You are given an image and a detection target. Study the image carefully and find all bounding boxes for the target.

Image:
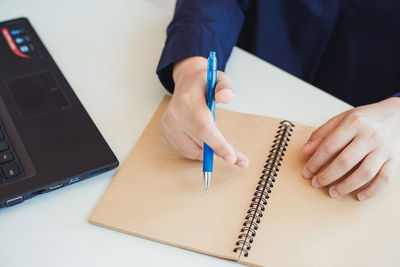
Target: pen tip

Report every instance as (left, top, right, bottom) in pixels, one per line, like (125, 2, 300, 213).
(204, 172, 211, 191)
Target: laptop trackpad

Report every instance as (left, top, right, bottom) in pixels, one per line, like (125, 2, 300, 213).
(6, 72, 70, 119)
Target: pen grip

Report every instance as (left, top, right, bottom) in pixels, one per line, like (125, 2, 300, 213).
(203, 90, 215, 172)
(203, 52, 217, 173)
(206, 72, 217, 114)
(203, 143, 214, 172)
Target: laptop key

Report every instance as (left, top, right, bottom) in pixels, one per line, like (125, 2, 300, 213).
(0, 151, 13, 164)
(0, 142, 8, 151)
(0, 122, 23, 180)
(2, 163, 20, 179)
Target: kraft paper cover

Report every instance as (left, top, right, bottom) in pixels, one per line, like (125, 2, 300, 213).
(90, 95, 400, 267)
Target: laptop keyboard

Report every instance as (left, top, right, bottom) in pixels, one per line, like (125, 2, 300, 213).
(0, 122, 21, 181)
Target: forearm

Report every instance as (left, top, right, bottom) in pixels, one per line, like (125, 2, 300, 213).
(156, 0, 249, 93)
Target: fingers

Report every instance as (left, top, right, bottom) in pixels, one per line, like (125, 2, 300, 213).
(163, 110, 249, 167)
(164, 63, 247, 168)
(312, 136, 372, 187)
(303, 121, 356, 179)
(184, 129, 205, 148)
(327, 150, 385, 198)
(303, 100, 400, 200)
(161, 123, 203, 161)
(215, 71, 234, 104)
(161, 88, 248, 167)
(357, 159, 396, 201)
(302, 111, 347, 155)
(191, 110, 248, 166)
(236, 150, 249, 168)
(189, 107, 249, 167)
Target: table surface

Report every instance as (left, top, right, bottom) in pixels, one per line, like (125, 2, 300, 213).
(0, 0, 351, 266)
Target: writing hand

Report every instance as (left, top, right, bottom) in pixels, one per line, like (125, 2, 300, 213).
(160, 56, 249, 167)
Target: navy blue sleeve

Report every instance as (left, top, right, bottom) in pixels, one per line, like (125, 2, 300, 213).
(156, 0, 249, 93)
(393, 92, 400, 97)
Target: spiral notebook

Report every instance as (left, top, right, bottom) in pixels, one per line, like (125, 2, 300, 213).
(90, 95, 400, 267)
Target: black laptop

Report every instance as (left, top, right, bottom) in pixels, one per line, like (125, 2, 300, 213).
(0, 18, 119, 208)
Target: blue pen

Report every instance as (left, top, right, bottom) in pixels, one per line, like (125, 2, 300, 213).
(203, 51, 217, 191)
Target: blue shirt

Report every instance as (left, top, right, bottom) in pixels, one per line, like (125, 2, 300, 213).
(156, 0, 400, 106)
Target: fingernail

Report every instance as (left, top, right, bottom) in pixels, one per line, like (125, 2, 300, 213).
(358, 193, 366, 201)
(311, 176, 320, 188)
(329, 187, 339, 198)
(224, 154, 235, 165)
(303, 168, 313, 179)
(237, 160, 249, 168)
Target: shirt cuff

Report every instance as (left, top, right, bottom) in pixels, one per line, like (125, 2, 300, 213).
(156, 26, 230, 93)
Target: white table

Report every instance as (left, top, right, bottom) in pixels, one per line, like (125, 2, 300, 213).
(0, 0, 351, 266)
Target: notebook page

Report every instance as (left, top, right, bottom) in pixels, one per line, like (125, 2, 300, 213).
(239, 121, 400, 267)
(90, 95, 290, 260)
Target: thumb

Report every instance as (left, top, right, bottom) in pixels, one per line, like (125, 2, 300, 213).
(215, 71, 234, 104)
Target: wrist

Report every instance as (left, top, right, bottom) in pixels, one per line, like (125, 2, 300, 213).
(172, 56, 207, 86)
(388, 96, 400, 106)
(385, 97, 400, 115)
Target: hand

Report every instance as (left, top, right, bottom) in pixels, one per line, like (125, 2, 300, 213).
(302, 97, 400, 200)
(160, 56, 249, 167)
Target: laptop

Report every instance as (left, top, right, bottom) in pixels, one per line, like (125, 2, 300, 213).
(0, 17, 119, 208)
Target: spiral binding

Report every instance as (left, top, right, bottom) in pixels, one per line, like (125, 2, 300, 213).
(233, 120, 295, 257)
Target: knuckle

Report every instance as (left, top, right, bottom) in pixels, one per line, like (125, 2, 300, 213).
(378, 170, 391, 185)
(304, 163, 313, 174)
(334, 185, 345, 195)
(337, 156, 352, 169)
(369, 128, 385, 144)
(362, 167, 376, 179)
(335, 182, 353, 195)
(346, 111, 366, 126)
(322, 140, 337, 154)
(219, 145, 232, 157)
(212, 139, 232, 157)
(212, 142, 226, 156)
(315, 174, 326, 185)
(305, 160, 318, 173)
